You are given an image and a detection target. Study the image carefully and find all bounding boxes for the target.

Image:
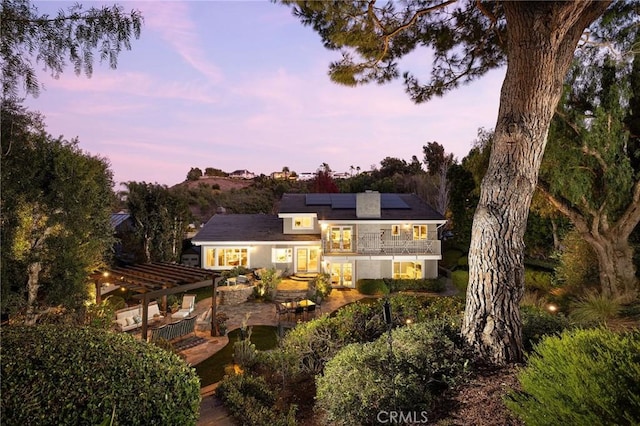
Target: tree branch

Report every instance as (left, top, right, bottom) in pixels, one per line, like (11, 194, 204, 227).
(537, 181, 591, 234)
(614, 179, 640, 239)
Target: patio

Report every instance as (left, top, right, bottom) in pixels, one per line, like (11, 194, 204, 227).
(180, 288, 368, 367)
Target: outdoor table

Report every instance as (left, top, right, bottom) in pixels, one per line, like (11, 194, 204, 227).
(280, 299, 315, 310)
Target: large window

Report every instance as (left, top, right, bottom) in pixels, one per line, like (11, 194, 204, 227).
(205, 248, 248, 268)
(272, 248, 292, 263)
(393, 261, 423, 279)
(293, 216, 313, 229)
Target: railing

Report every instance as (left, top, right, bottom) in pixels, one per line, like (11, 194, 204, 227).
(323, 232, 440, 255)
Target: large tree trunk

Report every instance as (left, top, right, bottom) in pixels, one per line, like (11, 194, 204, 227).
(584, 232, 638, 298)
(462, 2, 610, 365)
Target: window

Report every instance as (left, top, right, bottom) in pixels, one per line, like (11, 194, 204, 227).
(293, 216, 313, 229)
(413, 225, 428, 240)
(205, 248, 248, 268)
(272, 248, 292, 263)
(393, 261, 423, 279)
(218, 248, 248, 267)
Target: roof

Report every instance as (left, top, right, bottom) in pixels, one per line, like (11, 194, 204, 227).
(110, 212, 131, 228)
(192, 214, 318, 243)
(279, 193, 445, 221)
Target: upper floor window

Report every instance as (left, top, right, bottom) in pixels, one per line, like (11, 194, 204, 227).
(413, 225, 428, 240)
(293, 216, 313, 229)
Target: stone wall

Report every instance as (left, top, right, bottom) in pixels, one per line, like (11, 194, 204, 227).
(218, 285, 254, 305)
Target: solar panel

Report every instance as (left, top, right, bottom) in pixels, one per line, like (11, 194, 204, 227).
(331, 194, 356, 209)
(381, 194, 410, 209)
(305, 194, 331, 205)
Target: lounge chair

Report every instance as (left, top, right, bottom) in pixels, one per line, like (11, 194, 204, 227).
(173, 294, 196, 319)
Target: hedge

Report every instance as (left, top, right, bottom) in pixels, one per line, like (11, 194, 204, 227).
(1, 325, 201, 426)
(506, 328, 640, 425)
(356, 278, 389, 295)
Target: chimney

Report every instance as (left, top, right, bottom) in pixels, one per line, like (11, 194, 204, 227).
(356, 191, 381, 218)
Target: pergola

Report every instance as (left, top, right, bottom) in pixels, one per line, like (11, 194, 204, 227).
(91, 262, 222, 340)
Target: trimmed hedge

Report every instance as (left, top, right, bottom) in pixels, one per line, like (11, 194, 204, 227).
(356, 278, 389, 295)
(1, 325, 200, 426)
(506, 328, 640, 425)
(386, 277, 446, 293)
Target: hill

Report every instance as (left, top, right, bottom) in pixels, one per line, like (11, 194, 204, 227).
(172, 176, 254, 192)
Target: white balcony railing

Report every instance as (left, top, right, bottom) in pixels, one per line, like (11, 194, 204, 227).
(323, 232, 440, 255)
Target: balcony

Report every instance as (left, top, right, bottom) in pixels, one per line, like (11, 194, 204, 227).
(323, 232, 440, 256)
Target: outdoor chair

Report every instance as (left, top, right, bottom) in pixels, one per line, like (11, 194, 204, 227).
(293, 298, 305, 322)
(173, 294, 196, 319)
(304, 303, 316, 320)
(275, 302, 288, 322)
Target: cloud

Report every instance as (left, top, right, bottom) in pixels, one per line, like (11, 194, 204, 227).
(140, 2, 224, 84)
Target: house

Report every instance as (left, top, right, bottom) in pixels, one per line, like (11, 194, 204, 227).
(191, 191, 446, 287)
(110, 212, 137, 263)
(229, 169, 255, 179)
(181, 245, 201, 267)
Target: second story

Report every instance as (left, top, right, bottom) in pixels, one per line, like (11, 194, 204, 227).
(278, 192, 446, 256)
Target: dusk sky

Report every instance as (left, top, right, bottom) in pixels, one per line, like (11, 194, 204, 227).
(26, 1, 505, 188)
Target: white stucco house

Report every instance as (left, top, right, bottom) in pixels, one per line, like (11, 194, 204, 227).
(191, 191, 446, 287)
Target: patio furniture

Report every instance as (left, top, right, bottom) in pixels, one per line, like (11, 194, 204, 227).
(304, 303, 317, 320)
(275, 302, 289, 322)
(280, 299, 316, 322)
(114, 301, 164, 332)
(173, 294, 196, 319)
(149, 314, 197, 343)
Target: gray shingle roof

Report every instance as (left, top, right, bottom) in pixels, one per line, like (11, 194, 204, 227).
(192, 214, 317, 243)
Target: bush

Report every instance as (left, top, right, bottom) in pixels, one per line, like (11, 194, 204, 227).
(441, 249, 464, 269)
(524, 269, 554, 292)
(506, 328, 640, 425)
(451, 270, 469, 293)
(521, 305, 570, 352)
(216, 374, 296, 426)
(316, 320, 471, 425)
(356, 278, 389, 295)
(569, 290, 623, 326)
(386, 277, 446, 293)
(1, 325, 200, 426)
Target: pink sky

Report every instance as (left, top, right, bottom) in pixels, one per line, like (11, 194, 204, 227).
(26, 1, 505, 187)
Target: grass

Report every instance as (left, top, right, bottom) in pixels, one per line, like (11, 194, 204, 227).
(194, 325, 279, 387)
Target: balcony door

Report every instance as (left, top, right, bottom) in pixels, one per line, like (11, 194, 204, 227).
(329, 226, 353, 252)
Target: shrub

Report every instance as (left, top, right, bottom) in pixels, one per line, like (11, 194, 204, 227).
(524, 269, 554, 292)
(569, 290, 623, 326)
(441, 249, 464, 269)
(520, 305, 570, 352)
(216, 374, 297, 426)
(1, 325, 200, 426)
(506, 328, 640, 425)
(316, 320, 471, 425)
(451, 270, 469, 293)
(386, 277, 446, 293)
(356, 278, 389, 295)
(310, 273, 333, 300)
(421, 296, 465, 320)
